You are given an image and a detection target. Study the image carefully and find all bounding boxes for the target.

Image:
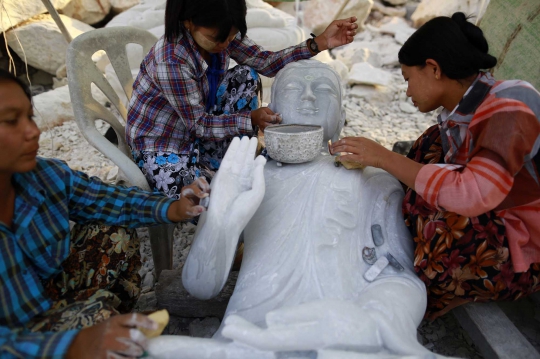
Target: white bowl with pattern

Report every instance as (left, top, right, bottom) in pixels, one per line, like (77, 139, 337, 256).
(264, 124, 324, 164)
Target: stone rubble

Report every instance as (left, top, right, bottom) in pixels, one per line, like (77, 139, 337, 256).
(6, 14, 94, 75)
(60, 0, 112, 25)
(0, 0, 71, 33)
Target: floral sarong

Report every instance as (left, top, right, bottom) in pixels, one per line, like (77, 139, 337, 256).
(403, 125, 540, 318)
(26, 223, 141, 332)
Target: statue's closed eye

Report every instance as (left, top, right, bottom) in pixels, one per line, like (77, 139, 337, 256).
(283, 83, 302, 91)
(314, 84, 336, 95)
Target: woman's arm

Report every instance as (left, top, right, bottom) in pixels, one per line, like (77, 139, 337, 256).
(331, 137, 513, 217)
(229, 17, 358, 77)
(0, 325, 79, 359)
(414, 149, 513, 217)
(228, 34, 312, 78)
(330, 137, 423, 190)
(60, 158, 208, 226)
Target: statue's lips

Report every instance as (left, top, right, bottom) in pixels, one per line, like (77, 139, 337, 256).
(296, 108, 319, 114)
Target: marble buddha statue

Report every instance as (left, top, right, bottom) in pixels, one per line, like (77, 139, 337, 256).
(148, 60, 442, 359)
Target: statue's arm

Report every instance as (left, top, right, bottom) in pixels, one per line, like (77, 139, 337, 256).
(181, 210, 242, 300)
(182, 137, 266, 300)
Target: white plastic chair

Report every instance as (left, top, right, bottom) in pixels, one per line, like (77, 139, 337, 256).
(66, 26, 174, 279)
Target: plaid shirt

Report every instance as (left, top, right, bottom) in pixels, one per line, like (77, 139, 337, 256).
(0, 157, 175, 358)
(126, 30, 312, 154)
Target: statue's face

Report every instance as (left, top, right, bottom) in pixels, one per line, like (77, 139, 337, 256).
(272, 67, 342, 142)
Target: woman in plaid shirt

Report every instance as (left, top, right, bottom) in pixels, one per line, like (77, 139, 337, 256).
(0, 69, 212, 358)
(126, 0, 358, 200)
(331, 13, 540, 319)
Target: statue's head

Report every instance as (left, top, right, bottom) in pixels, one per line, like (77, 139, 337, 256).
(269, 59, 346, 143)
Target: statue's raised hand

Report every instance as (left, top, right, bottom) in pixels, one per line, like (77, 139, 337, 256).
(207, 136, 267, 230)
(182, 136, 266, 300)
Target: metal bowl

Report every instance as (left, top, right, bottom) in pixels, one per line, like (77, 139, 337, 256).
(264, 124, 324, 164)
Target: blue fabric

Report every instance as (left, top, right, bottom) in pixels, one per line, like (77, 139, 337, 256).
(0, 157, 175, 359)
(205, 54, 225, 112)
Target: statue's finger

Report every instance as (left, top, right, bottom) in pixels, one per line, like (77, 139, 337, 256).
(247, 137, 258, 161)
(251, 156, 266, 195)
(232, 136, 251, 175)
(220, 137, 241, 172)
(239, 138, 258, 181)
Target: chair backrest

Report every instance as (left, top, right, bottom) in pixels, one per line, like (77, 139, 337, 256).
(67, 26, 157, 190)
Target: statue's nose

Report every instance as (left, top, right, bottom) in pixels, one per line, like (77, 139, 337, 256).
(300, 85, 316, 102)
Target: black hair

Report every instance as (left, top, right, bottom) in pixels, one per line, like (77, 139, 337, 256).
(0, 68, 32, 100)
(398, 12, 497, 79)
(165, 0, 247, 43)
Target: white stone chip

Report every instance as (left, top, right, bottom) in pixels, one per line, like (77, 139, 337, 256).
(348, 62, 393, 87)
(363, 256, 390, 282)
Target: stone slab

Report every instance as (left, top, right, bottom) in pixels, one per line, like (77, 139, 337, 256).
(453, 302, 540, 359)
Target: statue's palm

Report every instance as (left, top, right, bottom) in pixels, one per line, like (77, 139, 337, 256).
(207, 137, 266, 232)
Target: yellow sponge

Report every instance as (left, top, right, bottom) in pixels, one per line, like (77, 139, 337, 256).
(140, 309, 169, 338)
(335, 156, 366, 170)
(328, 140, 365, 170)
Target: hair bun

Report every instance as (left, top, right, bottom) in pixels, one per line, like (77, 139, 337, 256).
(451, 12, 489, 54)
(451, 12, 468, 26)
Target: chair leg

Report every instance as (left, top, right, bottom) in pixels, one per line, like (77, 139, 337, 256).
(148, 223, 175, 280)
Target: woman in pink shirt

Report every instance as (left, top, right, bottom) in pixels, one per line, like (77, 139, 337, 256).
(331, 12, 540, 319)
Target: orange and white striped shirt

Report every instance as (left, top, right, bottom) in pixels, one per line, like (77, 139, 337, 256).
(415, 72, 540, 272)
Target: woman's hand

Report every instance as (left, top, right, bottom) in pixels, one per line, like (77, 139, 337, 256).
(331, 136, 423, 189)
(330, 136, 390, 168)
(251, 107, 282, 132)
(167, 177, 210, 222)
(316, 16, 358, 51)
(66, 313, 157, 359)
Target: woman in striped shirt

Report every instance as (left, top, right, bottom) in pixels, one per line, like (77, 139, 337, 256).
(331, 12, 540, 319)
